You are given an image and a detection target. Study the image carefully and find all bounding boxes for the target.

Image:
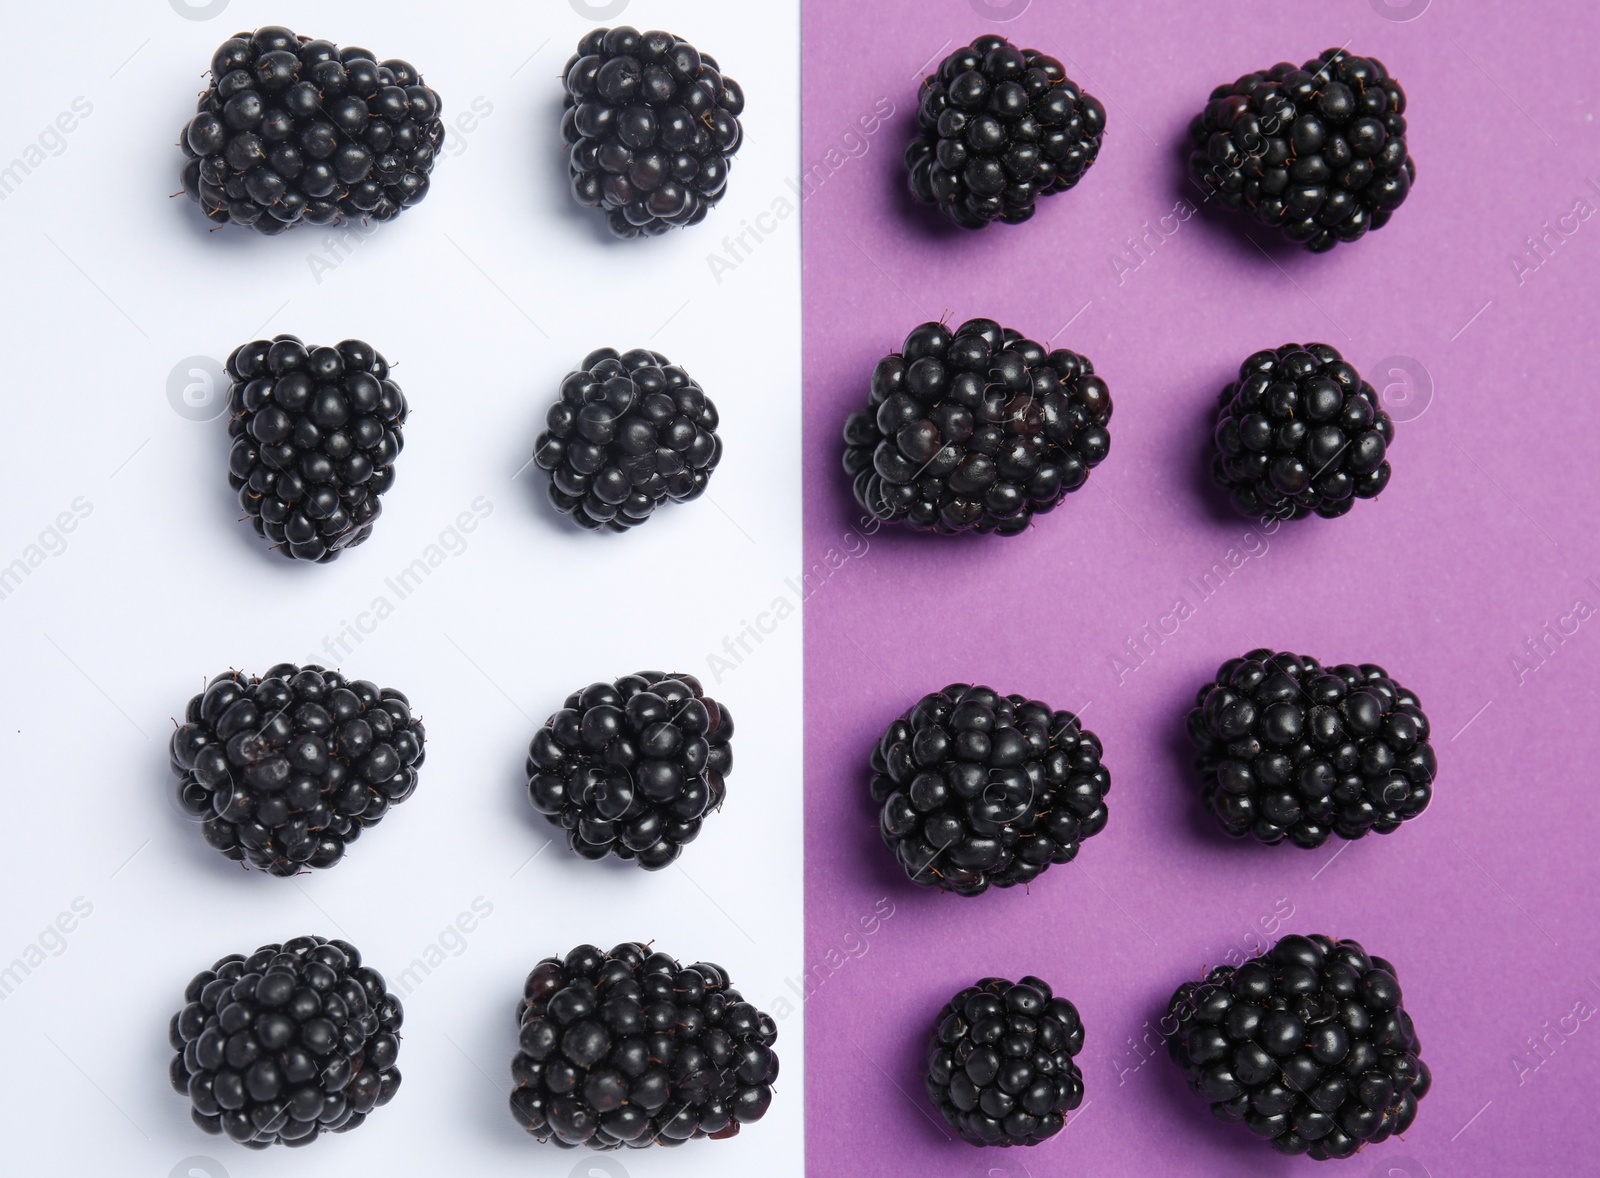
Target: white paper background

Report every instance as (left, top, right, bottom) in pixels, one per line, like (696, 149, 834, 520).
(0, 2, 802, 1175)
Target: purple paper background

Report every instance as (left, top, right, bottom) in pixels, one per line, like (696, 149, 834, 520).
(801, 2, 1600, 1175)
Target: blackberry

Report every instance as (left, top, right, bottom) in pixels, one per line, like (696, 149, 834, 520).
(905, 35, 1104, 229)
(1165, 934, 1431, 1161)
(509, 942, 778, 1148)
(169, 663, 426, 875)
(527, 672, 732, 869)
(1188, 48, 1413, 252)
(925, 976, 1085, 1147)
(871, 685, 1109, 896)
(1187, 649, 1435, 848)
(1211, 343, 1393, 520)
(533, 348, 721, 532)
(562, 26, 744, 238)
(179, 25, 444, 234)
(168, 935, 403, 1148)
(842, 319, 1111, 536)
(226, 334, 407, 561)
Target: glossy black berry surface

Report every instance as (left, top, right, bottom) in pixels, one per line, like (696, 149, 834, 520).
(168, 935, 403, 1148)
(1166, 934, 1431, 1161)
(509, 943, 779, 1148)
(906, 35, 1104, 229)
(926, 976, 1085, 1147)
(527, 672, 732, 869)
(871, 685, 1109, 896)
(170, 663, 425, 874)
(1187, 649, 1435, 848)
(562, 26, 744, 237)
(226, 334, 407, 561)
(1211, 343, 1393, 520)
(179, 26, 444, 234)
(843, 319, 1111, 536)
(534, 348, 721, 532)
(1188, 48, 1413, 252)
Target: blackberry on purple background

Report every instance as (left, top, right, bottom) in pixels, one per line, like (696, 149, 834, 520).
(509, 942, 779, 1148)
(1211, 343, 1394, 520)
(870, 685, 1109, 896)
(925, 976, 1085, 1147)
(1166, 934, 1430, 1161)
(1187, 649, 1435, 848)
(533, 347, 721, 532)
(527, 672, 732, 869)
(226, 334, 408, 562)
(179, 26, 444, 234)
(169, 663, 425, 875)
(562, 26, 744, 238)
(168, 935, 403, 1148)
(842, 319, 1112, 536)
(1188, 48, 1413, 252)
(905, 35, 1105, 229)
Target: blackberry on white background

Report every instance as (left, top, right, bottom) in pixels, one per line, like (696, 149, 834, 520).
(225, 334, 408, 562)
(509, 943, 778, 1148)
(169, 663, 425, 874)
(533, 348, 721, 532)
(562, 27, 745, 237)
(169, 935, 403, 1148)
(180, 26, 444, 233)
(527, 671, 733, 868)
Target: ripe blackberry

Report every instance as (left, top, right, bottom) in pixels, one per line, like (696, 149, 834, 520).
(533, 348, 721, 532)
(168, 935, 403, 1148)
(1165, 934, 1431, 1161)
(925, 976, 1085, 1147)
(226, 334, 408, 561)
(1211, 343, 1393, 520)
(169, 663, 426, 875)
(179, 25, 444, 234)
(1188, 48, 1413, 252)
(527, 672, 732, 869)
(870, 685, 1109, 896)
(509, 942, 779, 1148)
(562, 26, 744, 238)
(843, 319, 1111, 536)
(905, 35, 1105, 229)
(1187, 649, 1435, 848)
